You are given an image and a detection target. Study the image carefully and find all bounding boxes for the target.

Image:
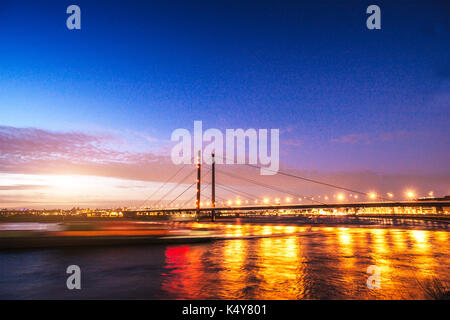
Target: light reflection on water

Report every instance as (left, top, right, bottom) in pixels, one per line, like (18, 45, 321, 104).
(161, 225, 449, 299)
(0, 224, 448, 299)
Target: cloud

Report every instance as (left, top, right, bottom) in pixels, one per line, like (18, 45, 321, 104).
(282, 138, 303, 147)
(0, 184, 48, 190)
(0, 126, 116, 162)
(331, 131, 409, 144)
(1, 126, 449, 209)
(0, 125, 174, 182)
(379, 130, 409, 142)
(331, 133, 369, 144)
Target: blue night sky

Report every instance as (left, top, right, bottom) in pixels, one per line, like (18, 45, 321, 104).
(0, 0, 449, 207)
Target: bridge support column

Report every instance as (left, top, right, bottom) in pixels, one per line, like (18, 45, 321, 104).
(196, 150, 201, 217)
(211, 152, 216, 222)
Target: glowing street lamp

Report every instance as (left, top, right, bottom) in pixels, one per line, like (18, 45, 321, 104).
(387, 192, 394, 198)
(337, 194, 344, 201)
(263, 198, 269, 204)
(369, 193, 377, 200)
(406, 191, 415, 199)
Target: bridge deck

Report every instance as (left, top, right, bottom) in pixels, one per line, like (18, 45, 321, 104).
(127, 200, 450, 214)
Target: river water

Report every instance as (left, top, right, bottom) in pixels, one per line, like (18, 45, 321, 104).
(0, 222, 448, 299)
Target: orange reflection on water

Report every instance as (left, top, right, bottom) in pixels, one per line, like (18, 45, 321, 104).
(217, 239, 248, 297)
(257, 236, 305, 299)
(160, 224, 450, 299)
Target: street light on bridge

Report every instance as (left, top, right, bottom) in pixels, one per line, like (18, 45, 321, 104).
(406, 191, 415, 199)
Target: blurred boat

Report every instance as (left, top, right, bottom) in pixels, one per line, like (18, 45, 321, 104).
(0, 221, 213, 249)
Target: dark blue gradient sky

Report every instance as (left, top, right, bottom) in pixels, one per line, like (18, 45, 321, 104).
(1, 0, 449, 174)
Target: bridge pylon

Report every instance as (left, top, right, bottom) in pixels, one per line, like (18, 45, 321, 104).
(196, 150, 201, 216)
(211, 152, 215, 222)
